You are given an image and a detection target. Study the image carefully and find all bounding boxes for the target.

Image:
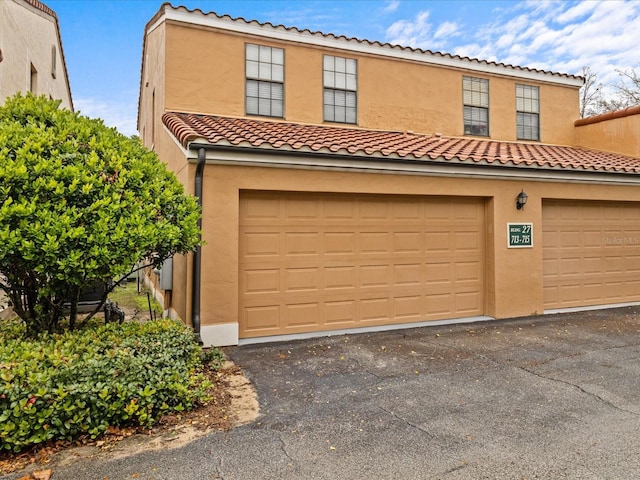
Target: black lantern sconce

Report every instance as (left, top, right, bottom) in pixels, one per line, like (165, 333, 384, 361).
(516, 190, 528, 210)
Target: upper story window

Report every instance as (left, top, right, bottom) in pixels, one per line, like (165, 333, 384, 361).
(323, 55, 357, 124)
(51, 46, 57, 78)
(29, 63, 38, 94)
(516, 84, 540, 141)
(463, 76, 489, 136)
(245, 43, 284, 118)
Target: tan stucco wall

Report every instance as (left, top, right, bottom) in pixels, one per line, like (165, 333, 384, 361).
(0, 0, 72, 108)
(574, 114, 640, 158)
(139, 21, 166, 149)
(188, 162, 640, 340)
(162, 22, 580, 144)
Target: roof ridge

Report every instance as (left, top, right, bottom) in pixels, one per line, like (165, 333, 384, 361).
(20, 0, 57, 19)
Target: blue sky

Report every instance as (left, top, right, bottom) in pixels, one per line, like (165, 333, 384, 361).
(45, 0, 640, 136)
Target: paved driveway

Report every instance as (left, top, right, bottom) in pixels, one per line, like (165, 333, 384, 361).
(6, 307, 640, 479)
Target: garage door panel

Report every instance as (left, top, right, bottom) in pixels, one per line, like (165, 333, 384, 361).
(243, 268, 280, 294)
(425, 293, 453, 315)
(543, 200, 640, 309)
(394, 295, 423, 319)
(361, 297, 392, 322)
(325, 300, 357, 325)
(284, 267, 320, 292)
(243, 194, 280, 220)
(393, 263, 423, 286)
(285, 303, 320, 328)
(361, 264, 391, 288)
(243, 232, 280, 257)
(285, 232, 320, 256)
(324, 232, 356, 254)
(393, 232, 422, 253)
(360, 232, 391, 254)
(456, 291, 482, 314)
(244, 305, 281, 332)
(455, 261, 482, 282)
(583, 231, 603, 247)
(360, 200, 389, 219)
(425, 231, 452, 252)
(325, 266, 357, 290)
(240, 192, 485, 338)
(425, 262, 452, 285)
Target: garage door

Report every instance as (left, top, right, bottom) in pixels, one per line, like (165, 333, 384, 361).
(239, 191, 485, 338)
(543, 200, 640, 310)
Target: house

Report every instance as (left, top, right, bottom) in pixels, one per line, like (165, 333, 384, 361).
(0, 0, 73, 109)
(138, 4, 640, 347)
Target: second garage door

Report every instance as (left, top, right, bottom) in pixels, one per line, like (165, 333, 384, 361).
(239, 191, 485, 338)
(543, 200, 640, 310)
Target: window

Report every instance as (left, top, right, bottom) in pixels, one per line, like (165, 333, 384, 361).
(323, 55, 357, 124)
(463, 76, 489, 136)
(516, 84, 539, 141)
(29, 63, 38, 94)
(51, 46, 57, 78)
(245, 44, 284, 118)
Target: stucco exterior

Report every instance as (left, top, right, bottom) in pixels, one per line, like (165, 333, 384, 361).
(139, 5, 640, 347)
(141, 15, 581, 145)
(574, 106, 640, 158)
(0, 0, 72, 109)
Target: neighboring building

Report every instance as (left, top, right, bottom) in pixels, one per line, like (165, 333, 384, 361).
(138, 4, 640, 346)
(0, 0, 73, 109)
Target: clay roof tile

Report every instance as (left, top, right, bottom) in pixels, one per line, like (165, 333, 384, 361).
(162, 112, 640, 174)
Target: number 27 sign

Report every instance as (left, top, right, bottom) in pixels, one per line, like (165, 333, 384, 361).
(508, 223, 533, 248)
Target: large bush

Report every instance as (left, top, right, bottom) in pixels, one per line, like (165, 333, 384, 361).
(0, 319, 216, 452)
(0, 94, 201, 335)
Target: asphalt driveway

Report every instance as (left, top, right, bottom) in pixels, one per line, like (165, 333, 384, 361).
(6, 307, 640, 479)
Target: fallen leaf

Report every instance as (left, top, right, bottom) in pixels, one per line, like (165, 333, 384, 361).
(33, 470, 53, 480)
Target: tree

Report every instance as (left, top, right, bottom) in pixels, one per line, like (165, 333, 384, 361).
(600, 66, 640, 112)
(579, 66, 603, 118)
(0, 94, 201, 336)
(580, 65, 640, 117)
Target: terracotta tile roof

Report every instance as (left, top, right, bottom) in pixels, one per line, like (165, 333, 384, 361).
(156, 3, 582, 83)
(163, 112, 640, 174)
(22, 0, 57, 19)
(575, 105, 640, 127)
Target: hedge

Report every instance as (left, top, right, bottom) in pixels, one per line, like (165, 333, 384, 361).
(0, 318, 218, 452)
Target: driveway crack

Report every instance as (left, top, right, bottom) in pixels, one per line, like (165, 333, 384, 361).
(277, 433, 296, 465)
(377, 405, 448, 449)
(516, 365, 640, 417)
(419, 339, 640, 417)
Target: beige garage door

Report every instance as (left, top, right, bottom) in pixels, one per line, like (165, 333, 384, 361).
(239, 191, 485, 338)
(543, 200, 640, 310)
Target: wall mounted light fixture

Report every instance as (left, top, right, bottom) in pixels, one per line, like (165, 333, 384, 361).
(516, 190, 528, 210)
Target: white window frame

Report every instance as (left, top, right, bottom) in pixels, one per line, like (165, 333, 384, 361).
(323, 55, 357, 124)
(245, 43, 284, 118)
(516, 84, 540, 141)
(463, 76, 489, 136)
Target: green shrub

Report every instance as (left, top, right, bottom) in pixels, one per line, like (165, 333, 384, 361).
(0, 319, 216, 452)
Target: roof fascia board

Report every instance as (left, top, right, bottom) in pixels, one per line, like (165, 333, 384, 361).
(162, 9, 583, 88)
(184, 143, 640, 186)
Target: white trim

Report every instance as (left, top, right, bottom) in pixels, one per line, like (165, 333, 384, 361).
(189, 147, 640, 186)
(160, 8, 582, 88)
(544, 302, 640, 315)
(238, 315, 494, 345)
(201, 323, 240, 347)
